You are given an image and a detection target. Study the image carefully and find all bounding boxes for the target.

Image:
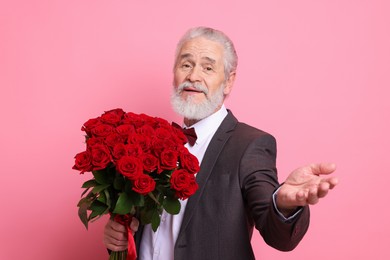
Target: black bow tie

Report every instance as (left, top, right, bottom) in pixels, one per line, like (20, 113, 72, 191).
(172, 122, 197, 146)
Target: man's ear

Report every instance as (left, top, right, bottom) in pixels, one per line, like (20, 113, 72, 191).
(223, 71, 236, 95)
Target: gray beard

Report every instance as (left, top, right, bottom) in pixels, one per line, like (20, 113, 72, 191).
(170, 82, 225, 121)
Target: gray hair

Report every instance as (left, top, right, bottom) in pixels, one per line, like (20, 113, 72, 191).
(174, 27, 238, 79)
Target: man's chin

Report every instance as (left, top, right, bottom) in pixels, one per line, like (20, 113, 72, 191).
(180, 95, 205, 105)
(177, 106, 216, 121)
(171, 93, 221, 121)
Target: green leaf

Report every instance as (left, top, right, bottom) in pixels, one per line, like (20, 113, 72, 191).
(97, 190, 107, 204)
(140, 208, 153, 224)
(77, 191, 99, 228)
(92, 169, 110, 185)
(89, 200, 108, 220)
(113, 172, 125, 190)
(77, 192, 94, 207)
(147, 192, 160, 205)
(81, 179, 98, 188)
(128, 190, 145, 207)
(77, 197, 88, 208)
(103, 189, 112, 209)
(113, 192, 134, 215)
(81, 187, 91, 197)
(78, 204, 89, 229)
(91, 183, 110, 194)
(124, 180, 133, 193)
(151, 209, 161, 232)
(163, 197, 181, 215)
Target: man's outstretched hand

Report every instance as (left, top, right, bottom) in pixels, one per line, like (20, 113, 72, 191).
(276, 163, 338, 215)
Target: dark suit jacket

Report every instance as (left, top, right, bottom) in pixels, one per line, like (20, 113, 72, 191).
(136, 110, 310, 259)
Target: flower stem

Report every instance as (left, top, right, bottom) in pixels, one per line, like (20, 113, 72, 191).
(148, 192, 160, 205)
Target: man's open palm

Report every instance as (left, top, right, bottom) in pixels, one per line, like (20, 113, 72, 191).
(277, 163, 338, 210)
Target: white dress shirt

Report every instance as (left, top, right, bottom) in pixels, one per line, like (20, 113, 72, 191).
(139, 105, 228, 260)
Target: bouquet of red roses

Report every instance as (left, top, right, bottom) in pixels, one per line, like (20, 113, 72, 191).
(72, 108, 199, 260)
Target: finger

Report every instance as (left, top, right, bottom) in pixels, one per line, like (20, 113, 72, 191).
(317, 182, 330, 198)
(108, 230, 128, 241)
(105, 221, 128, 241)
(130, 217, 139, 234)
(104, 236, 128, 247)
(310, 162, 337, 176)
(328, 176, 339, 189)
(307, 187, 319, 204)
(320, 176, 339, 189)
(105, 241, 128, 252)
(296, 190, 308, 206)
(103, 232, 128, 251)
(110, 220, 127, 232)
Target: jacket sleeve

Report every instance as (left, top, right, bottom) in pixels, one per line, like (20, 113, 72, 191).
(239, 133, 310, 251)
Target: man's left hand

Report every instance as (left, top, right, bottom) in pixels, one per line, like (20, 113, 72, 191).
(276, 163, 338, 215)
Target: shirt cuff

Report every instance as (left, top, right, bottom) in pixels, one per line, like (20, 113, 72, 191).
(272, 186, 303, 222)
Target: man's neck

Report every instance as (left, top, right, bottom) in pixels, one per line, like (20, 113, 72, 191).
(183, 118, 200, 127)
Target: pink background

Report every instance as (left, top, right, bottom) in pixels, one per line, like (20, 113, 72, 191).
(1, 0, 389, 259)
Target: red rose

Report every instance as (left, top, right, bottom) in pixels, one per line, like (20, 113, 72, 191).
(170, 169, 198, 200)
(141, 153, 159, 173)
(90, 144, 111, 170)
(154, 127, 171, 140)
(162, 138, 180, 150)
(122, 112, 144, 127)
(138, 113, 155, 127)
(105, 108, 125, 116)
(125, 143, 143, 157)
(170, 126, 187, 145)
(180, 150, 200, 174)
(154, 117, 170, 128)
(112, 143, 127, 161)
(136, 124, 155, 137)
(101, 108, 125, 125)
(150, 137, 178, 158)
(104, 132, 124, 149)
(132, 174, 156, 195)
(81, 117, 102, 136)
(160, 149, 179, 170)
(128, 133, 152, 152)
(86, 137, 105, 147)
(116, 156, 143, 180)
(179, 176, 198, 199)
(115, 124, 135, 138)
(150, 138, 165, 158)
(73, 151, 92, 173)
(170, 169, 189, 190)
(90, 124, 114, 138)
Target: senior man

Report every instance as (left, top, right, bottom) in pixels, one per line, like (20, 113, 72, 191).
(103, 27, 338, 260)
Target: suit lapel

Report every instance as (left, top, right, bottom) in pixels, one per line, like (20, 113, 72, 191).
(177, 111, 238, 240)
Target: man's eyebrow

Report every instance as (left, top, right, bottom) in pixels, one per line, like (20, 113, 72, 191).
(179, 53, 216, 64)
(201, 57, 216, 64)
(179, 53, 193, 60)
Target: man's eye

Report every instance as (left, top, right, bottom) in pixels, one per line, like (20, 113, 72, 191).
(182, 63, 191, 68)
(205, 67, 213, 71)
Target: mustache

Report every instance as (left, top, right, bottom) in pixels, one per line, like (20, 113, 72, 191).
(177, 81, 208, 94)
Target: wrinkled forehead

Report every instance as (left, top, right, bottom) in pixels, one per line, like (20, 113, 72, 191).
(176, 37, 225, 64)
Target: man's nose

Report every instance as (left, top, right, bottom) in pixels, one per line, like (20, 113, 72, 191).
(186, 66, 202, 82)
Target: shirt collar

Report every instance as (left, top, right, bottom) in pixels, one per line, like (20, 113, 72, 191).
(184, 105, 228, 142)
